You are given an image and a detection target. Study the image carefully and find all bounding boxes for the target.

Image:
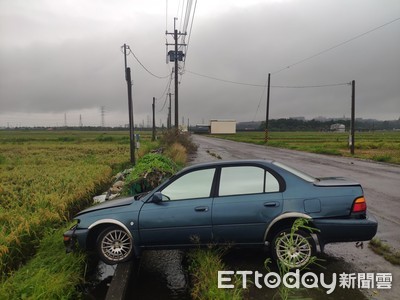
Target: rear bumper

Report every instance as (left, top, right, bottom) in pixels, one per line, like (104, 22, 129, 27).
(313, 213, 378, 245)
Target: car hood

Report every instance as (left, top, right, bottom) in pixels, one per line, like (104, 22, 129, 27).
(76, 197, 135, 216)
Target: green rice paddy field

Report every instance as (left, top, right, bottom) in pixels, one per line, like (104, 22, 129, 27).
(209, 131, 400, 164)
(0, 130, 154, 298)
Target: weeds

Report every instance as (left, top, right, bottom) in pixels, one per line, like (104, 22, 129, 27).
(188, 247, 244, 300)
(369, 238, 400, 265)
(122, 153, 178, 195)
(371, 154, 392, 163)
(160, 129, 198, 154)
(266, 218, 322, 300)
(165, 142, 188, 165)
(0, 225, 86, 299)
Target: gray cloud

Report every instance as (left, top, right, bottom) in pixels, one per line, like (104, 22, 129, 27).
(1, 0, 399, 127)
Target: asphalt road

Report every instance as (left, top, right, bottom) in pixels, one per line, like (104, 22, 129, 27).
(190, 134, 400, 299)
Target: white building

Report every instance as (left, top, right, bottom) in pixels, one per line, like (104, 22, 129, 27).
(210, 120, 236, 134)
(330, 123, 346, 132)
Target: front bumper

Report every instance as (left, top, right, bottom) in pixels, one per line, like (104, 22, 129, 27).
(63, 224, 78, 253)
(313, 212, 378, 245)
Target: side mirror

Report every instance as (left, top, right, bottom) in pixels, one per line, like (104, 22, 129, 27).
(151, 192, 163, 204)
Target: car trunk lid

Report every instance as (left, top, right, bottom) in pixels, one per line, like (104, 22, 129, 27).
(314, 177, 360, 187)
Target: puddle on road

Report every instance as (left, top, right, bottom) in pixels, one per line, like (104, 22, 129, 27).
(84, 250, 190, 300)
(126, 250, 190, 300)
(84, 249, 368, 300)
(83, 260, 115, 300)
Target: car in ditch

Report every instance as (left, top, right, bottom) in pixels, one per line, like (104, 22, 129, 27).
(63, 160, 377, 268)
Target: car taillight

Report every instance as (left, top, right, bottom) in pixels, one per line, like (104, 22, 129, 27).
(352, 197, 367, 213)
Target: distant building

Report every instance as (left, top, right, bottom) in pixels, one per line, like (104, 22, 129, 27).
(193, 124, 210, 134)
(330, 123, 345, 132)
(210, 120, 236, 134)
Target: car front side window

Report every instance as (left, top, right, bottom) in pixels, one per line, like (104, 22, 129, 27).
(161, 168, 216, 200)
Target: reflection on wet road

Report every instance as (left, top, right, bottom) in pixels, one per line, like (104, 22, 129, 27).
(126, 250, 190, 299)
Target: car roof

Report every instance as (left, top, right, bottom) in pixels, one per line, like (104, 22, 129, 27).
(181, 159, 275, 172)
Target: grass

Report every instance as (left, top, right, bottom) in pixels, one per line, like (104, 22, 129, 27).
(369, 238, 400, 265)
(0, 129, 197, 299)
(0, 224, 87, 299)
(164, 142, 188, 165)
(122, 153, 179, 196)
(0, 130, 154, 298)
(208, 131, 400, 164)
(188, 247, 244, 300)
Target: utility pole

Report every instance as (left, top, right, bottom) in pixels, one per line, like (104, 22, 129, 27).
(101, 106, 105, 128)
(350, 80, 355, 155)
(152, 97, 156, 141)
(174, 23, 179, 129)
(264, 73, 271, 143)
(166, 18, 186, 130)
(123, 43, 135, 165)
(168, 92, 172, 129)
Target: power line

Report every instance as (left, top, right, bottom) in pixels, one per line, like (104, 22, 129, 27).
(251, 81, 351, 121)
(272, 16, 400, 75)
(166, 0, 168, 33)
(126, 48, 170, 79)
(186, 69, 266, 87)
(182, 0, 194, 38)
(181, 0, 198, 73)
(273, 82, 351, 89)
(157, 71, 174, 109)
(252, 82, 269, 121)
(186, 69, 349, 89)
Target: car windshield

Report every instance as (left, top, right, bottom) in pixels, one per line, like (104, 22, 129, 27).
(273, 162, 316, 183)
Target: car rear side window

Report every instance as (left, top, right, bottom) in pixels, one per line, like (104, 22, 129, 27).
(265, 171, 280, 193)
(219, 166, 264, 196)
(219, 166, 281, 196)
(162, 168, 216, 200)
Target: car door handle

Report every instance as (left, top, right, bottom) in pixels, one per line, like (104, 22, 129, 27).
(195, 206, 209, 212)
(264, 202, 279, 207)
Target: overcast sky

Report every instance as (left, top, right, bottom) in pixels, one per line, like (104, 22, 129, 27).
(0, 0, 399, 127)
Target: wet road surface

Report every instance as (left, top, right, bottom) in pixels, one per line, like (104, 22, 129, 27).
(189, 134, 400, 300)
(89, 134, 399, 299)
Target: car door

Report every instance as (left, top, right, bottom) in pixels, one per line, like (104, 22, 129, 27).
(138, 167, 216, 247)
(212, 165, 283, 244)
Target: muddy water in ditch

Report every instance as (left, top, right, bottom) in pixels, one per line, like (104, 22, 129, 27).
(86, 249, 368, 300)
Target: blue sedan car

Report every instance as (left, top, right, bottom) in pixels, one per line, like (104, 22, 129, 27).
(64, 160, 377, 268)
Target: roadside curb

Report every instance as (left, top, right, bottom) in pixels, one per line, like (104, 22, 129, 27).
(105, 261, 134, 300)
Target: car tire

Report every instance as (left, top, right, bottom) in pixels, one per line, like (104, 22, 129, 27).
(96, 226, 133, 265)
(271, 228, 316, 269)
